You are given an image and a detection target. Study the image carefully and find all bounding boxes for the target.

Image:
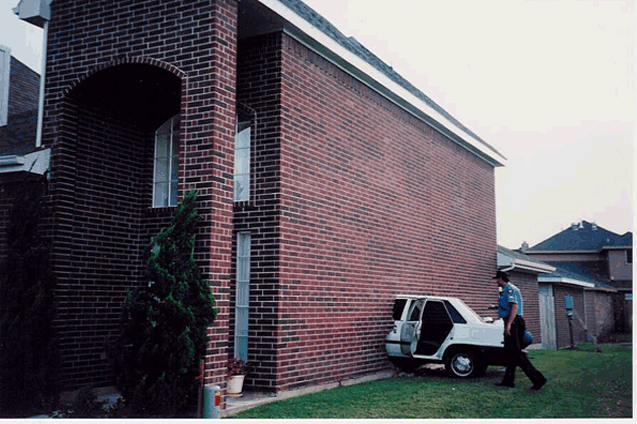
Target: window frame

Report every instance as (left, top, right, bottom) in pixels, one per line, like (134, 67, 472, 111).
(234, 231, 251, 361)
(234, 120, 251, 202)
(152, 114, 180, 208)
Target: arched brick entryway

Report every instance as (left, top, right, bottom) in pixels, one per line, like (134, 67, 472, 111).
(50, 61, 183, 389)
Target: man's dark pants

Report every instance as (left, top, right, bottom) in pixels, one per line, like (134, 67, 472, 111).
(501, 315, 546, 386)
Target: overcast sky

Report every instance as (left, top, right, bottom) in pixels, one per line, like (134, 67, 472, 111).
(1, 0, 634, 249)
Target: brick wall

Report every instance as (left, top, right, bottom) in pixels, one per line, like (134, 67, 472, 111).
(553, 285, 587, 349)
(42, 0, 237, 390)
(238, 33, 497, 392)
(8, 57, 39, 117)
(590, 290, 615, 341)
(40, 0, 498, 395)
(234, 32, 284, 391)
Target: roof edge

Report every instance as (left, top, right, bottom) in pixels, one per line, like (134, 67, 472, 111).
(261, 0, 507, 167)
(537, 276, 596, 288)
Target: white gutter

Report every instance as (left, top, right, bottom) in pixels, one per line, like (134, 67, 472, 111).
(0, 148, 50, 175)
(537, 275, 596, 288)
(258, 0, 507, 167)
(497, 252, 556, 274)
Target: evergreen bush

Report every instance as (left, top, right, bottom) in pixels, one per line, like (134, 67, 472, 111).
(109, 190, 217, 417)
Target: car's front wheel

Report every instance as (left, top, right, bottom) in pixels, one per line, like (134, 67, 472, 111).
(445, 350, 479, 378)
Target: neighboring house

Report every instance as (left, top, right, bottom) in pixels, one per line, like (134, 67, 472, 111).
(4, 0, 509, 404)
(498, 244, 616, 350)
(0, 46, 49, 260)
(537, 262, 616, 349)
(525, 220, 632, 337)
(0, 46, 40, 157)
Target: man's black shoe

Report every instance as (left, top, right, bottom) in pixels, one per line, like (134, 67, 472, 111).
(495, 382, 514, 388)
(531, 378, 547, 390)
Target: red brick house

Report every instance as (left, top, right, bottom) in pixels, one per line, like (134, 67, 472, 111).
(498, 244, 617, 350)
(8, 0, 508, 401)
(526, 220, 632, 341)
(0, 46, 49, 258)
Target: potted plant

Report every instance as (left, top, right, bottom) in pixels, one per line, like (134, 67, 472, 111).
(227, 357, 249, 396)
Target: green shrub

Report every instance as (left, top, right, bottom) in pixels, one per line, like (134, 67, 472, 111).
(109, 190, 217, 417)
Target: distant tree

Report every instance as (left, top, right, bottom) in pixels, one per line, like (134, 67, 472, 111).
(0, 177, 60, 417)
(109, 190, 217, 417)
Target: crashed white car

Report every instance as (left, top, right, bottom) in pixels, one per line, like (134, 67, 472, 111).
(385, 294, 506, 378)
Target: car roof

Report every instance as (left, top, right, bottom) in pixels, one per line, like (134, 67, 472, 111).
(395, 294, 460, 302)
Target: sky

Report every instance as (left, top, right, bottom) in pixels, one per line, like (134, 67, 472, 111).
(0, 0, 634, 249)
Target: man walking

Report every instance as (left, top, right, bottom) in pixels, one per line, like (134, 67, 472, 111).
(493, 270, 547, 390)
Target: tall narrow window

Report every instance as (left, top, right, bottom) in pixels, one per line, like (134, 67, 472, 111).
(235, 232, 251, 360)
(153, 114, 180, 207)
(234, 121, 251, 202)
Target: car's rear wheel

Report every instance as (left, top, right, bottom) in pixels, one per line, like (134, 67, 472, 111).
(446, 350, 478, 378)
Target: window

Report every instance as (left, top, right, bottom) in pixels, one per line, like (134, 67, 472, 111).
(392, 299, 407, 321)
(627, 249, 633, 264)
(234, 121, 251, 202)
(153, 114, 180, 207)
(444, 300, 467, 324)
(408, 299, 424, 321)
(235, 232, 251, 360)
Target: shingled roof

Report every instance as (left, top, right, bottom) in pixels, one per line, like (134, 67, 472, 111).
(277, 0, 504, 160)
(529, 220, 633, 252)
(0, 108, 38, 155)
(0, 56, 39, 156)
(539, 260, 616, 290)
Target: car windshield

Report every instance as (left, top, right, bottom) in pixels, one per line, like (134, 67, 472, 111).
(454, 299, 484, 323)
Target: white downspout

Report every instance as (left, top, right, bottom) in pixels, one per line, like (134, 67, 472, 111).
(35, 19, 48, 148)
(14, 0, 52, 147)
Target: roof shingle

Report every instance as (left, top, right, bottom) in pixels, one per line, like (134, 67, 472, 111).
(529, 220, 632, 252)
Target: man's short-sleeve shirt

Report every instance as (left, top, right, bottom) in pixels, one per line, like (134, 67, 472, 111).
(498, 282, 523, 318)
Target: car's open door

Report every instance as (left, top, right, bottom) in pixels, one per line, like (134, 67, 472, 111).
(399, 298, 424, 355)
(414, 299, 454, 356)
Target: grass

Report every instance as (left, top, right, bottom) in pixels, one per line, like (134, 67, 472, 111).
(228, 344, 632, 419)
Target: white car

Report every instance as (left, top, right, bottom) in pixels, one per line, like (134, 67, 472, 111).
(385, 294, 506, 378)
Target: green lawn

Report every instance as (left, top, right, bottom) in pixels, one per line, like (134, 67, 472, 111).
(229, 344, 632, 419)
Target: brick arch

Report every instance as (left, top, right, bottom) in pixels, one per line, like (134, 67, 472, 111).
(62, 56, 186, 98)
(48, 57, 187, 390)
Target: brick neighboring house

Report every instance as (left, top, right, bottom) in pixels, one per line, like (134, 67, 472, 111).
(4, 0, 509, 402)
(525, 220, 632, 339)
(0, 46, 50, 259)
(499, 244, 617, 350)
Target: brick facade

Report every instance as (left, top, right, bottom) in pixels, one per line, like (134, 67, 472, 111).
(42, 0, 238, 390)
(6, 0, 501, 399)
(233, 32, 284, 391)
(553, 285, 587, 349)
(232, 32, 497, 392)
